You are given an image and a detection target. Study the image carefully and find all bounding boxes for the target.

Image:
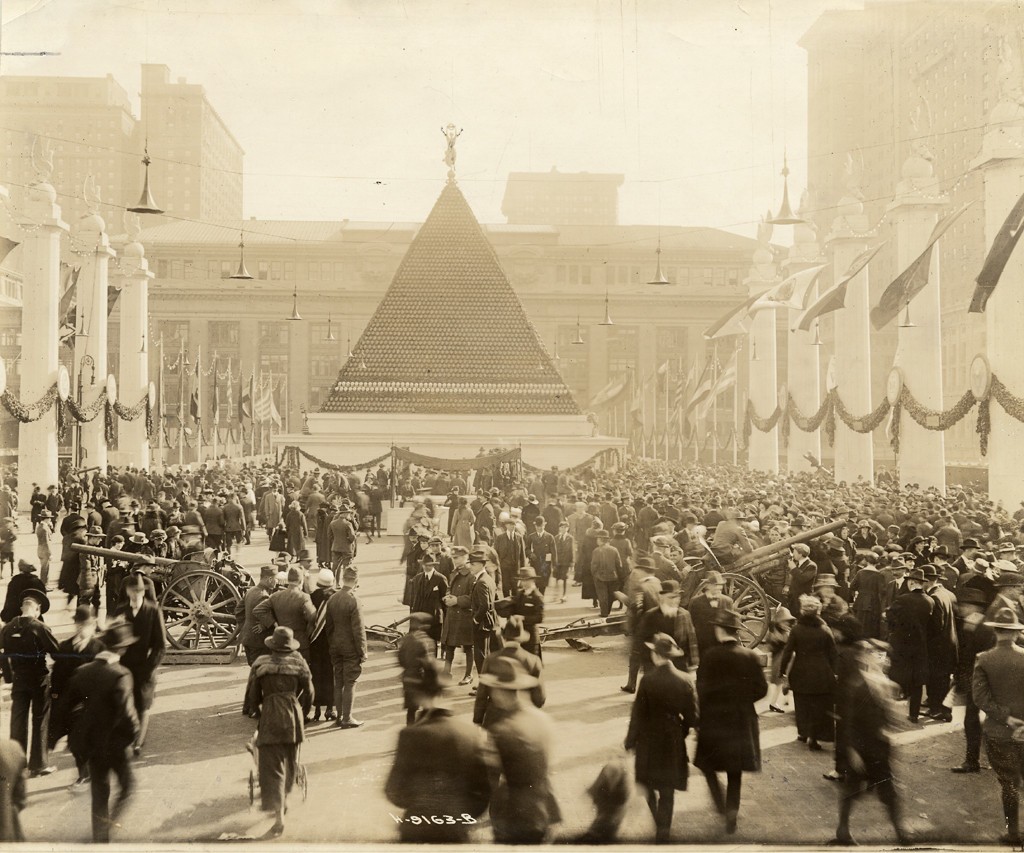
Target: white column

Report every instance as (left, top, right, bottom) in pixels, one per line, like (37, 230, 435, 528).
(827, 196, 876, 485)
(887, 151, 947, 493)
(972, 96, 1024, 510)
(74, 210, 115, 472)
(15, 181, 68, 509)
(111, 235, 153, 470)
(745, 232, 780, 473)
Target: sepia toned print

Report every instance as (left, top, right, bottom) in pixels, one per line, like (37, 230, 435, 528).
(0, 0, 1022, 848)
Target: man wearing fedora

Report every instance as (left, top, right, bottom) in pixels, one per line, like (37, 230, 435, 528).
(887, 567, 935, 722)
(986, 567, 1024, 627)
(480, 657, 561, 844)
(973, 607, 1024, 845)
(473, 615, 545, 729)
(0, 588, 59, 777)
(695, 608, 768, 835)
(620, 555, 666, 694)
(65, 619, 139, 843)
(923, 564, 959, 722)
(590, 529, 624, 618)
(624, 632, 699, 843)
(247, 625, 313, 839)
(494, 513, 526, 600)
(507, 566, 544, 657)
(407, 558, 448, 649)
(469, 548, 502, 685)
(951, 587, 996, 774)
(385, 659, 491, 843)
(687, 571, 737, 661)
(850, 552, 885, 639)
(237, 565, 278, 673)
(254, 567, 317, 662)
(113, 574, 166, 756)
(526, 516, 556, 596)
(635, 580, 700, 674)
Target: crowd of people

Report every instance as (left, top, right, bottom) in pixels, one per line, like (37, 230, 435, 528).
(1, 455, 1024, 844)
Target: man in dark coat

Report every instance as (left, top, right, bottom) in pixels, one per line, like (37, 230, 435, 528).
(951, 587, 995, 774)
(65, 620, 140, 843)
(473, 616, 545, 728)
(0, 561, 48, 624)
(695, 608, 768, 835)
(0, 589, 59, 776)
(327, 510, 357, 580)
(635, 580, 700, 673)
(468, 549, 502, 681)
(590, 530, 623, 617)
(687, 571, 736, 661)
(254, 567, 316, 660)
(0, 738, 26, 841)
(325, 568, 368, 728)
(924, 564, 959, 721)
(493, 514, 526, 599)
(112, 574, 166, 755)
(786, 543, 818, 616)
(886, 567, 934, 722)
(624, 633, 699, 843)
(407, 559, 448, 648)
(385, 659, 491, 842)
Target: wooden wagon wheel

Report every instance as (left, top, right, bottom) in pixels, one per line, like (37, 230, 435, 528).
(159, 567, 242, 650)
(720, 572, 771, 648)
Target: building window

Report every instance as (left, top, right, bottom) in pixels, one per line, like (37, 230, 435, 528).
(0, 327, 20, 346)
(309, 323, 339, 346)
(607, 325, 638, 378)
(156, 259, 169, 278)
(655, 326, 688, 367)
(258, 261, 269, 281)
(284, 261, 295, 280)
(258, 353, 289, 379)
(183, 260, 195, 280)
(308, 262, 319, 282)
(270, 261, 282, 281)
(209, 321, 240, 348)
(309, 354, 335, 378)
(703, 268, 713, 285)
(259, 323, 289, 348)
(334, 262, 345, 280)
(157, 320, 190, 352)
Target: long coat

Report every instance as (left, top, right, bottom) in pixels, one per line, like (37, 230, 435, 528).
(385, 707, 491, 843)
(694, 640, 768, 773)
(246, 651, 313, 742)
(927, 583, 959, 677)
(308, 587, 336, 702)
(625, 662, 699, 789)
(254, 588, 316, 653)
(778, 615, 837, 695)
(451, 506, 476, 549)
(440, 569, 476, 647)
(284, 508, 307, 557)
(66, 658, 140, 761)
(887, 589, 934, 686)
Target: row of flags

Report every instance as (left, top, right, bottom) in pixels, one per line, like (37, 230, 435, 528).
(176, 354, 282, 430)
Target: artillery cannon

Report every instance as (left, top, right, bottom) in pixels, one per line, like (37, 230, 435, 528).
(71, 543, 253, 650)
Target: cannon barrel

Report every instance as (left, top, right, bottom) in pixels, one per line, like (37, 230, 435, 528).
(731, 518, 847, 572)
(71, 542, 178, 567)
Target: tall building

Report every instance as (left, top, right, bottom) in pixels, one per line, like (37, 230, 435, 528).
(138, 64, 244, 222)
(0, 74, 138, 224)
(502, 169, 624, 226)
(800, 0, 1004, 474)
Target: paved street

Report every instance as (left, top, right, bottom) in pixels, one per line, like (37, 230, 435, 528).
(0, 524, 1010, 847)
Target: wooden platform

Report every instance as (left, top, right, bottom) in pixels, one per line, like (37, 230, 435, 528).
(164, 647, 239, 666)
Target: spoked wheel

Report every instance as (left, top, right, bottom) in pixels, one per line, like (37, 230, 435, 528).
(720, 573, 771, 648)
(159, 568, 242, 650)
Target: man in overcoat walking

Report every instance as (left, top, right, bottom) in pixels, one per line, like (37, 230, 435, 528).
(624, 633, 699, 843)
(325, 568, 367, 729)
(923, 564, 959, 721)
(695, 609, 768, 835)
(113, 573, 165, 755)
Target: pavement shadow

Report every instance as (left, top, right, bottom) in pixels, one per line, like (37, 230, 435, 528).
(548, 698, 630, 727)
(146, 792, 254, 841)
(158, 677, 247, 699)
(143, 702, 254, 766)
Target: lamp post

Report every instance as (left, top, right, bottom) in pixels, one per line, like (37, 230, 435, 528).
(75, 355, 96, 468)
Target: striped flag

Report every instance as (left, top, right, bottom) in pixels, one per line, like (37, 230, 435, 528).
(253, 375, 273, 423)
(713, 352, 737, 397)
(239, 370, 253, 422)
(212, 360, 221, 425)
(189, 356, 201, 424)
(58, 265, 80, 347)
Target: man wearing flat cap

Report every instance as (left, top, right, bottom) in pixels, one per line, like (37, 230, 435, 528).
(0, 588, 59, 776)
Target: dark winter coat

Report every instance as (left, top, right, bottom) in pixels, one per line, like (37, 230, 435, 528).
(625, 662, 699, 790)
(886, 589, 934, 685)
(778, 614, 837, 695)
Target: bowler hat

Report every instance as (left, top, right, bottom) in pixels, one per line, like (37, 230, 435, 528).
(86, 525, 104, 539)
(921, 564, 939, 580)
(479, 656, 539, 690)
(644, 632, 685, 657)
(710, 609, 743, 631)
(931, 545, 950, 559)
(984, 607, 1024, 631)
(265, 626, 300, 652)
(957, 588, 989, 607)
(995, 569, 1024, 588)
(962, 538, 981, 550)
(660, 579, 681, 595)
(633, 556, 655, 572)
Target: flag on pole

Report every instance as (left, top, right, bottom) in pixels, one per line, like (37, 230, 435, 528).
(971, 189, 1024, 313)
(589, 376, 629, 409)
(189, 356, 201, 424)
(269, 380, 282, 428)
(704, 293, 759, 339)
(58, 265, 81, 347)
(871, 202, 973, 329)
(683, 361, 713, 423)
(224, 362, 234, 423)
(212, 361, 221, 425)
(629, 373, 645, 432)
(712, 352, 737, 396)
(254, 375, 273, 423)
(750, 264, 829, 313)
(796, 243, 885, 332)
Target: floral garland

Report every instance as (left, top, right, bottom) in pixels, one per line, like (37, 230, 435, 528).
(991, 375, 1024, 424)
(831, 392, 892, 434)
(56, 397, 68, 443)
(104, 402, 116, 445)
(66, 390, 107, 423)
(889, 400, 902, 457)
(1, 384, 58, 423)
(746, 399, 784, 433)
(787, 392, 832, 433)
(899, 387, 976, 431)
(824, 403, 836, 448)
(145, 399, 154, 439)
(112, 394, 148, 422)
(977, 395, 991, 457)
(293, 446, 393, 473)
(779, 405, 791, 446)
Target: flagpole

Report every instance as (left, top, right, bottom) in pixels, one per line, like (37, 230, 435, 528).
(212, 354, 219, 464)
(178, 338, 185, 469)
(693, 357, 700, 466)
(711, 344, 719, 466)
(196, 344, 203, 467)
(157, 334, 164, 469)
(733, 341, 740, 466)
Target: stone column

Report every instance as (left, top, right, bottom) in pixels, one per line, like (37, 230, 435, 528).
(971, 87, 1024, 510)
(826, 192, 876, 485)
(74, 206, 116, 472)
(746, 229, 779, 474)
(111, 220, 153, 470)
(887, 149, 947, 493)
(15, 180, 68, 509)
(783, 202, 824, 473)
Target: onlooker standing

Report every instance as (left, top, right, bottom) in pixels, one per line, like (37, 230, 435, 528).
(236, 566, 276, 673)
(973, 606, 1024, 846)
(624, 633, 699, 843)
(66, 620, 140, 843)
(590, 530, 623, 617)
(327, 509, 357, 582)
(253, 567, 316, 662)
(687, 571, 736, 661)
(35, 511, 54, 587)
(469, 549, 502, 683)
(325, 568, 368, 729)
(695, 609, 768, 835)
(951, 587, 996, 774)
(0, 589, 59, 777)
(779, 595, 837, 751)
(886, 567, 934, 722)
(307, 569, 338, 722)
(552, 520, 575, 604)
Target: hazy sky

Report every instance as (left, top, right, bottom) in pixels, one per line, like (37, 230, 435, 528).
(1, 0, 863, 236)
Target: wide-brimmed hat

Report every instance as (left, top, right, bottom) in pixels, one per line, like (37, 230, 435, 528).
(86, 525, 104, 539)
(265, 626, 300, 652)
(100, 618, 136, 650)
(316, 568, 335, 588)
(501, 614, 530, 643)
(995, 569, 1024, 588)
(957, 587, 989, 607)
(19, 588, 49, 612)
(516, 566, 538, 580)
(985, 607, 1024, 631)
(149, 528, 167, 540)
(962, 538, 981, 550)
(468, 548, 488, 564)
(711, 609, 743, 631)
(813, 573, 839, 589)
(129, 532, 148, 545)
(633, 556, 655, 572)
(479, 656, 539, 690)
(450, 545, 469, 557)
(37, 509, 51, 519)
(645, 632, 685, 657)
(906, 567, 926, 582)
